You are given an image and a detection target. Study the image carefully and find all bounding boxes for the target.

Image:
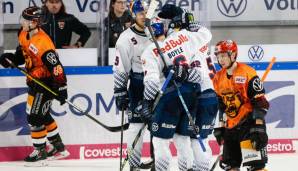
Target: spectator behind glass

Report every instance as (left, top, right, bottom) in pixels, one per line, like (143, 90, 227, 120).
(42, 0, 91, 49)
(104, 0, 134, 47)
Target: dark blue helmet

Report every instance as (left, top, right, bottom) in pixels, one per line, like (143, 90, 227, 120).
(130, 0, 148, 16)
(151, 18, 164, 37)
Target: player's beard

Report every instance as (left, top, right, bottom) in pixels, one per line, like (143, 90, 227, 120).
(135, 20, 145, 31)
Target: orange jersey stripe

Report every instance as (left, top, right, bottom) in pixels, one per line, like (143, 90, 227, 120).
(31, 129, 47, 139)
(27, 95, 34, 107)
(46, 121, 58, 132)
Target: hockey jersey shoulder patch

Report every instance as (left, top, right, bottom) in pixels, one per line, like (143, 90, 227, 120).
(46, 52, 58, 65)
(252, 77, 263, 92)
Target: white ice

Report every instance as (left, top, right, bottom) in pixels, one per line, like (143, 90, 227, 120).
(0, 154, 297, 171)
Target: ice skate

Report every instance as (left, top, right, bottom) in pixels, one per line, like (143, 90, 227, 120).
(24, 147, 48, 167)
(47, 142, 70, 160)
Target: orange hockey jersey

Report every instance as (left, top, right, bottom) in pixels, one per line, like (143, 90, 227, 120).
(213, 62, 260, 128)
(18, 29, 55, 79)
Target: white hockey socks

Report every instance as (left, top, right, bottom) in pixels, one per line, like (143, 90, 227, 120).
(153, 137, 172, 171)
(191, 138, 212, 171)
(173, 134, 194, 171)
(126, 123, 145, 168)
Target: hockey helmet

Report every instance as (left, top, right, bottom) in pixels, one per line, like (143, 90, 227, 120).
(170, 10, 194, 30)
(129, 0, 148, 16)
(158, 4, 194, 30)
(22, 6, 44, 23)
(151, 17, 164, 37)
(21, 6, 47, 26)
(214, 40, 238, 58)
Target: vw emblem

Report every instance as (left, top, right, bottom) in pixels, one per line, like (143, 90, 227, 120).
(217, 0, 247, 17)
(248, 45, 264, 61)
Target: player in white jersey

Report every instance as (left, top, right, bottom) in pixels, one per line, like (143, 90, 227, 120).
(190, 49, 219, 171)
(112, 0, 151, 170)
(140, 4, 212, 171)
(160, 6, 219, 170)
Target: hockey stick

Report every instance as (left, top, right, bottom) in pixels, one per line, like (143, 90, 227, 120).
(120, 70, 174, 170)
(144, 18, 206, 152)
(209, 57, 276, 171)
(209, 144, 222, 171)
(209, 155, 221, 171)
(120, 0, 160, 169)
(119, 109, 125, 171)
(5, 59, 129, 132)
(261, 56, 276, 82)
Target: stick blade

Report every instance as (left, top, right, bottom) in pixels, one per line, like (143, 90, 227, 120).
(146, 0, 158, 19)
(106, 123, 130, 132)
(139, 158, 154, 169)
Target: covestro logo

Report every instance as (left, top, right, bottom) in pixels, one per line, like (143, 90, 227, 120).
(80, 146, 128, 159)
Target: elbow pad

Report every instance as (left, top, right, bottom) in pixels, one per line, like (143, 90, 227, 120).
(251, 95, 269, 120)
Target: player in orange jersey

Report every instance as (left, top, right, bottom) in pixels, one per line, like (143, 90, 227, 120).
(0, 6, 69, 164)
(212, 40, 269, 171)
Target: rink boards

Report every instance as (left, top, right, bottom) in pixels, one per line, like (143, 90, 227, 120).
(0, 63, 298, 162)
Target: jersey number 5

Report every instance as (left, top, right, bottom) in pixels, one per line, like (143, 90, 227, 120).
(114, 56, 119, 66)
(131, 37, 137, 45)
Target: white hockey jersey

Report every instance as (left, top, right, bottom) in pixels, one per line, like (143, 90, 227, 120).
(141, 27, 212, 90)
(113, 25, 151, 89)
(196, 49, 216, 92)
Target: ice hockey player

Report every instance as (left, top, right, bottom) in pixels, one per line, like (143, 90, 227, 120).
(168, 6, 219, 171)
(190, 49, 219, 171)
(0, 6, 69, 164)
(181, 24, 218, 170)
(112, 0, 152, 170)
(140, 4, 212, 171)
(213, 40, 269, 171)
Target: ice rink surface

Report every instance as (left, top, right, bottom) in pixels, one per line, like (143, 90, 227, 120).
(0, 154, 297, 171)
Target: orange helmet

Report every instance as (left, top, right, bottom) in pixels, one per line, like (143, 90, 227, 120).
(214, 40, 238, 58)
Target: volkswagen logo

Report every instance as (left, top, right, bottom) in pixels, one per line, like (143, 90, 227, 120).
(248, 45, 264, 61)
(217, 0, 247, 17)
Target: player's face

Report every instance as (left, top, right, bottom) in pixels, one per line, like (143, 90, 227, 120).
(217, 52, 232, 68)
(46, 0, 62, 14)
(135, 10, 147, 28)
(20, 18, 37, 32)
(21, 19, 30, 31)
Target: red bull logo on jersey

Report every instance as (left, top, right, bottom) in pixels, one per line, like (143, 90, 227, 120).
(153, 34, 189, 56)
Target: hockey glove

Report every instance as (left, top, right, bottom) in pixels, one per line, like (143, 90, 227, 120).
(114, 88, 129, 110)
(188, 21, 201, 32)
(0, 53, 14, 68)
(141, 99, 154, 124)
(55, 86, 68, 105)
(249, 123, 268, 151)
(213, 127, 225, 145)
(173, 64, 189, 82)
